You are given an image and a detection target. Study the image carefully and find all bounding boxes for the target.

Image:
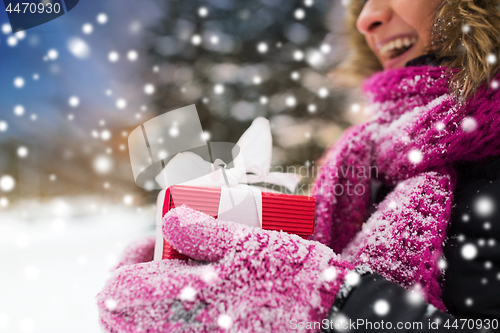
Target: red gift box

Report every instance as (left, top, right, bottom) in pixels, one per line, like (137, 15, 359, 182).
(156, 185, 316, 260)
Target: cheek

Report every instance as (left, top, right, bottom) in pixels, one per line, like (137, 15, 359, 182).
(393, 0, 438, 43)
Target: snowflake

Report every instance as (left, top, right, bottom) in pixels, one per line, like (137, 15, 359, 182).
(483, 222, 491, 230)
(68, 38, 90, 59)
(169, 126, 179, 137)
(438, 258, 447, 270)
(285, 96, 297, 107)
(465, 298, 473, 306)
(321, 267, 337, 282)
(13, 77, 25, 88)
(320, 43, 331, 53)
(330, 313, 350, 332)
(69, 96, 80, 107)
(294, 8, 306, 20)
(373, 299, 390, 316)
(17, 146, 28, 158)
(461, 117, 477, 132)
(218, 314, 232, 329)
(47, 49, 58, 60)
(128, 50, 138, 61)
(344, 271, 360, 286)
(82, 23, 93, 34)
(0, 197, 8, 208)
(100, 130, 111, 141)
(97, 13, 108, 25)
(108, 51, 119, 62)
(486, 53, 498, 65)
(214, 84, 224, 94)
(191, 34, 202, 45)
(144, 84, 155, 95)
(461, 24, 471, 33)
(201, 131, 211, 141)
(260, 96, 268, 105)
(462, 213, 470, 222)
(350, 103, 361, 113)
(435, 121, 445, 131)
(116, 98, 127, 109)
(123, 195, 133, 205)
(0, 175, 15, 192)
(0, 121, 7, 132)
(105, 299, 117, 310)
(257, 42, 268, 53)
(308, 104, 317, 113)
(14, 105, 25, 116)
(293, 50, 304, 61)
(7, 36, 17, 47)
(474, 196, 494, 217)
(461, 243, 477, 260)
(210, 35, 219, 44)
(93, 155, 113, 174)
(1, 23, 11, 34)
(178, 286, 197, 301)
(408, 149, 423, 164)
(318, 87, 329, 98)
(198, 7, 209, 17)
(484, 261, 492, 269)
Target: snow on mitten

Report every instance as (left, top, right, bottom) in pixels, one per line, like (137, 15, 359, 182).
(97, 205, 355, 333)
(113, 235, 156, 270)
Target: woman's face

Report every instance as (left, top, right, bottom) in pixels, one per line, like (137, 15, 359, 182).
(356, 0, 440, 70)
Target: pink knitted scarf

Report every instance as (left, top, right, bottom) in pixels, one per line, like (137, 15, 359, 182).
(311, 65, 500, 311)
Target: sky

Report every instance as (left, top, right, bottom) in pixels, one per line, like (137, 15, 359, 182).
(0, 0, 163, 144)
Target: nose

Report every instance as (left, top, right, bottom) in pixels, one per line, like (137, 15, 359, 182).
(356, 0, 393, 35)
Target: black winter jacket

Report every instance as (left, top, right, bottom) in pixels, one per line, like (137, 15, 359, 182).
(322, 55, 500, 332)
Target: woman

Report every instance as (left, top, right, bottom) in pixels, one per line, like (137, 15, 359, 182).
(97, 0, 500, 332)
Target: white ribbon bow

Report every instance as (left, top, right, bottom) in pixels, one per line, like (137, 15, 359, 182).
(155, 117, 302, 192)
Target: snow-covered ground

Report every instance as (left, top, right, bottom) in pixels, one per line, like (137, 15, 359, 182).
(0, 197, 156, 333)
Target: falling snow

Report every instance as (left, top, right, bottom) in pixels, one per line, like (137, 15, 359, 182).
(373, 299, 390, 316)
(474, 196, 494, 217)
(97, 13, 108, 24)
(461, 243, 477, 260)
(0, 175, 15, 192)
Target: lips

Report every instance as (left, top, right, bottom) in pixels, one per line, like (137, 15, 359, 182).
(376, 35, 419, 69)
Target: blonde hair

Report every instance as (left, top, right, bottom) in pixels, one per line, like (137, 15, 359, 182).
(333, 0, 500, 101)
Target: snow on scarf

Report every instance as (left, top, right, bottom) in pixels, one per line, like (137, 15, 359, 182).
(311, 65, 500, 311)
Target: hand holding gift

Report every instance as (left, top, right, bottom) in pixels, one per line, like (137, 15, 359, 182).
(126, 105, 315, 261)
(97, 205, 355, 333)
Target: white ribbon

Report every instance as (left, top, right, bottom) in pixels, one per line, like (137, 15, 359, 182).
(155, 117, 302, 192)
(154, 117, 301, 230)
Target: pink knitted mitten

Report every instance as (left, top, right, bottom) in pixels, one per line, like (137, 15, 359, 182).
(97, 205, 355, 332)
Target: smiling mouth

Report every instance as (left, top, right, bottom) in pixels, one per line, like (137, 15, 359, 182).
(379, 36, 417, 60)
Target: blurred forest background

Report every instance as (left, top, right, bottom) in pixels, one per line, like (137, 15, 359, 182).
(0, 0, 365, 211)
(0, 1, 372, 332)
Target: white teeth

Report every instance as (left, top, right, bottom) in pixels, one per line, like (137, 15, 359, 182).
(379, 37, 417, 57)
